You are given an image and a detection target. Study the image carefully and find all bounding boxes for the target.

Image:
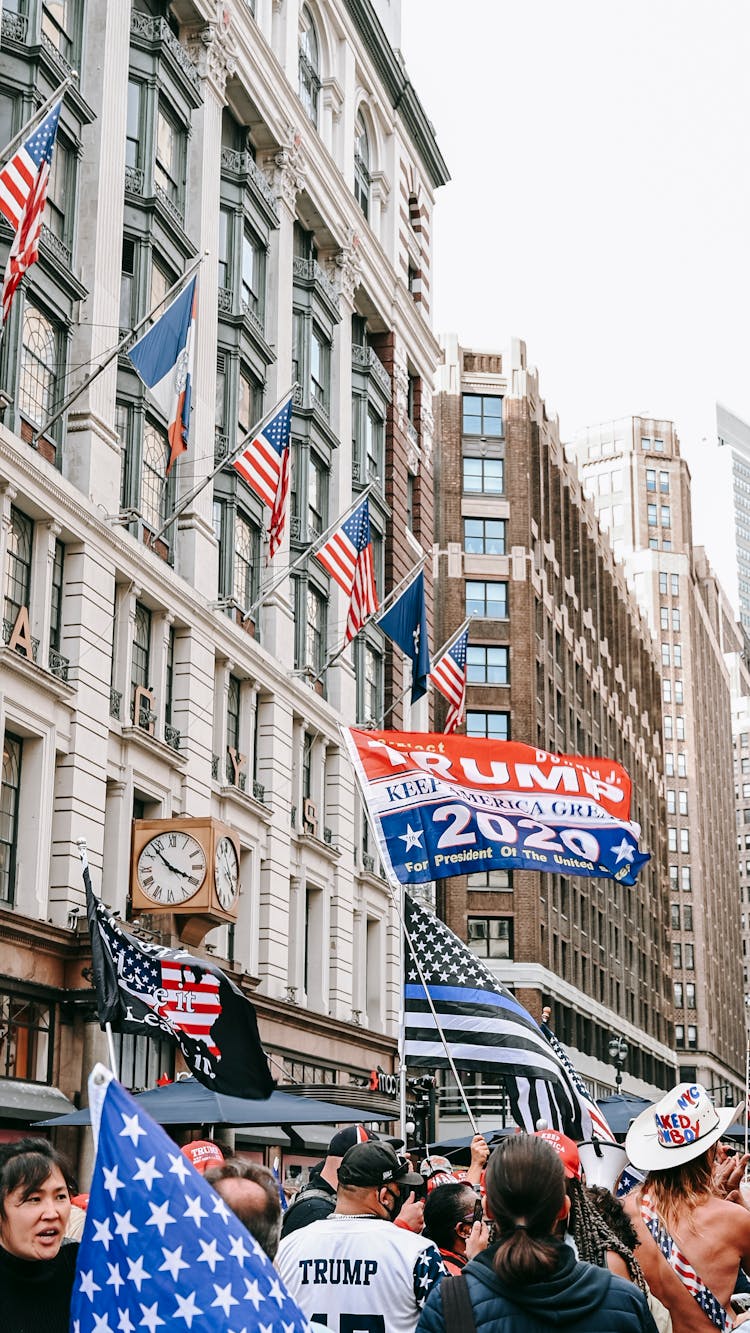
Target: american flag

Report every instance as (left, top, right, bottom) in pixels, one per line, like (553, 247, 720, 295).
(315, 497, 379, 641)
(404, 894, 593, 1139)
(71, 1073, 309, 1333)
(84, 870, 274, 1100)
(0, 101, 62, 323)
(232, 395, 293, 559)
(430, 626, 468, 732)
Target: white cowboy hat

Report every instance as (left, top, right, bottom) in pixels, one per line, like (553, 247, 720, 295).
(625, 1082, 740, 1172)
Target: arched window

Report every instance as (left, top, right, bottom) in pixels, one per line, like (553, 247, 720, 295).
(299, 7, 320, 124)
(19, 306, 57, 425)
(354, 112, 370, 218)
(142, 422, 168, 532)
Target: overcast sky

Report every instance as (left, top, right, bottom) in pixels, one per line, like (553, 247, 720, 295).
(400, 0, 750, 595)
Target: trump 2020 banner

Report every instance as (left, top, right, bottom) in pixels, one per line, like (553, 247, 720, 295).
(343, 728, 649, 887)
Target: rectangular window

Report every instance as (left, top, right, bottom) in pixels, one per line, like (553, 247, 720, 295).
(241, 226, 266, 321)
(669, 865, 678, 889)
(666, 790, 676, 814)
(0, 735, 23, 907)
(668, 827, 677, 851)
(661, 506, 671, 528)
(659, 571, 667, 593)
(44, 135, 70, 243)
(233, 511, 260, 609)
(467, 917, 513, 959)
(647, 503, 657, 526)
(365, 408, 384, 483)
(664, 716, 673, 740)
(687, 1024, 697, 1050)
(674, 644, 682, 667)
(463, 518, 506, 555)
(154, 103, 185, 209)
(238, 368, 261, 438)
(671, 903, 680, 930)
(217, 208, 231, 291)
(653, 438, 665, 452)
(676, 752, 686, 776)
(680, 828, 689, 853)
(467, 870, 512, 890)
(310, 327, 330, 412)
(4, 507, 33, 626)
(665, 752, 674, 776)
(466, 580, 507, 618)
(663, 680, 672, 703)
(660, 606, 669, 630)
(678, 791, 688, 816)
(676, 715, 685, 740)
(463, 457, 504, 493)
(466, 711, 510, 741)
(646, 469, 656, 492)
(681, 866, 691, 891)
(674, 680, 683, 704)
(308, 452, 327, 539)
(672, 608, 681, 631)
(675, 1023, 685, 1048)
(226, 674, 241, 777)
(683, 905, 693, 930)
(131, 602, 152, 724)
(684, 943, 695, 970)
(49, 539, 65, 653)
(672, 942, 682, 969)
(304, 585, 326, 675)
(661, 643, 670, 666)
(19, 304, 60, 428)
(42, 0, 77, 63)
(660, 472, 670, 492)
(466, 645, 509, 684)
(361, 642, 383, 724)
(126, 79, 142, 170)
(674, 982, 683, 1009)
(120, 238, 136, 331)
(685, 982, 696, 1009)
(462, 394, 503, 437)
(141, 422, 169, 534)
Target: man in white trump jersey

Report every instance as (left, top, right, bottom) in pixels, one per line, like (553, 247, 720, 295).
(276, 1141, 446, 1333)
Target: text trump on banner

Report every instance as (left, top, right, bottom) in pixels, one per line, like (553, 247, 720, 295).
(343, 729, 649, 887)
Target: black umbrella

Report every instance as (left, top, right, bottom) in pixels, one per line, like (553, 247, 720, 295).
(35, 1077, 393, 1129)
(596, 1094, 651, 1136)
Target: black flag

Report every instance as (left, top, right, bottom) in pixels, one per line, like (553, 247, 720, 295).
(84, 866, 274, 1099)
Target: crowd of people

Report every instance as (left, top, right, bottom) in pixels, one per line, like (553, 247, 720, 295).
(1, 1080, 749, 1332)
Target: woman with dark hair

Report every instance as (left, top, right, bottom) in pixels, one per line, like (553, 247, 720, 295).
(422, 1180, 489, 1274)
(0, 1137, 79, 1333)
(416, 1135, 658, 1333)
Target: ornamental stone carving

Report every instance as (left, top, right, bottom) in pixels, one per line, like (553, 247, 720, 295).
(184, 2, 238, 98)
(263, 127, 306, 210)
(332, 228, 362, 306)
(392, 339, 409, 422)
(420, 402, 434, 468)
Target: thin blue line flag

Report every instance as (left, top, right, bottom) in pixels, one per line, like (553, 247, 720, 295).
(71, 1071, 309, 1332)
(378, 568, 430, 703)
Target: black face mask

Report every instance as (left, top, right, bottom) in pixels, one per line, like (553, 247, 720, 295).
(381, 1186, 405, 1221)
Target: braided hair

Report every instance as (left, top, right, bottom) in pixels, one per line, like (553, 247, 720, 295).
(567, 1178, 648, 1294)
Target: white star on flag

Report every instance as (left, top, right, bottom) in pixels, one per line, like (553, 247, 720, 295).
(399, 824, 425, 850)
(70, 1069, 309, 1333)
(613, 837, 635, 864)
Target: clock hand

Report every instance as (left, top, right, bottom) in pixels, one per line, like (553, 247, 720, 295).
(154, 847, 193, 879)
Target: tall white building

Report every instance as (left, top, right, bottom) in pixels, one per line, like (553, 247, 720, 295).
(0, 0, 448, 1159)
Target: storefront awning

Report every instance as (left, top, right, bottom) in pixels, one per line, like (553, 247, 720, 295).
(235, 1125, 291, 1148)
(289, 1122, 343, 1153)
(0, 1078, 77, 1123)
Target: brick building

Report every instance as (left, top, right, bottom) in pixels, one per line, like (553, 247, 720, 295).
(432, 337, 675, 1128)
(568, 416, 745, 1099)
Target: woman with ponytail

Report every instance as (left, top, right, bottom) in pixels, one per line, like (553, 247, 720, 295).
(417, 1135, 658, 1333)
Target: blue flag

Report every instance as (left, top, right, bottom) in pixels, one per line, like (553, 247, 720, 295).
(70, 1075, 308, 1332)
(378, 569, 430, 702)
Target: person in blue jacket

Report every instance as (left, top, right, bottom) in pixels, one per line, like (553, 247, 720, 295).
(417, 1134, 658, 1333)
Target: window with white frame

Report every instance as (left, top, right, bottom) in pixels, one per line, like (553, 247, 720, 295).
(19, 305, 60, 428)
(298, 7, 320, 124)
(354, 112, 370, 218)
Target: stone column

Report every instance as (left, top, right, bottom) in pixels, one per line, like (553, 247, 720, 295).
(177, 14, 238, 597)
(257, 131, 304, 664)
(151, 610, 172, 743)
(102, 778, 133, 917)
(213, 657, 230, 785)
(65, 2, 129, 513)
(255, 692, 294, 998)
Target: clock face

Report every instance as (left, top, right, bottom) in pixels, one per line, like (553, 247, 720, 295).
(215, 835, 239, 911)
(137, 831, 207, 906)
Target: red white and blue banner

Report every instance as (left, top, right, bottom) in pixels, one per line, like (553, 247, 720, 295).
(343, 728, 649, 887)
(128, 275, 197, 474)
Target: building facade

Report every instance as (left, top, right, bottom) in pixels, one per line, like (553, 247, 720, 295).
(0, 0, 448, 1160)
(432, 338, 675, 1131)
(568, 416, 746, 1099)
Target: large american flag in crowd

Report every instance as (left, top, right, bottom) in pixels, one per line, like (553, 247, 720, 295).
(71, 1075, 308, 1333)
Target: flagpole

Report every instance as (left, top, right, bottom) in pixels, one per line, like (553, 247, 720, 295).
(311, 555, 427, 686)
(147, 384, 296, 548)
(0, 76, 77, 168)
(354, 791, 479, 1137)
(241, 481, 375, 624)
(33, 252, 206, 446)
(76, 839, 119, 1079)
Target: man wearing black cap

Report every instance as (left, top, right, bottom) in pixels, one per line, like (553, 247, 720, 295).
(277, 1141, 446, 1333)
(281, 1124, 379, 1239)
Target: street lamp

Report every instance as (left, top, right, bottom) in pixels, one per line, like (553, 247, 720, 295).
(608, 1036, 628, 1093)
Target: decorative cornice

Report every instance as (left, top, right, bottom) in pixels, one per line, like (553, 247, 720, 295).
(332, 228, 362, 306)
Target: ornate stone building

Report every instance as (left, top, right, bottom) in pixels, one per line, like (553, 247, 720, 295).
(0, 0, 448, 1162)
